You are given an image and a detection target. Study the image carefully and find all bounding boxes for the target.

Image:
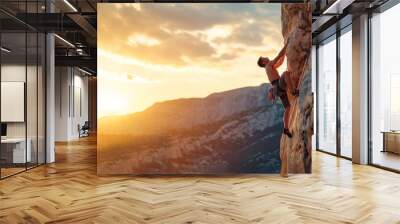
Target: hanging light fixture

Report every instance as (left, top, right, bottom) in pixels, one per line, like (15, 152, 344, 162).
(1, 47, 11, 53)
(63, 0, 78, 12)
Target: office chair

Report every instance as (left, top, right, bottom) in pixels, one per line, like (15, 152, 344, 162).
(79, 121, 90, 138)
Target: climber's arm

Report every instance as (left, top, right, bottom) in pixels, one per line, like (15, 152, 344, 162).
(272, 42, 288, 69)
(273, 54, 285, 69)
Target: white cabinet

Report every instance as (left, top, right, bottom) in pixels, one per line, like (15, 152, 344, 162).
(1, 138, 32, 163)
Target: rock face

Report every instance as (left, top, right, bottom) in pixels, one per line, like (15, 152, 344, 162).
(280, 3, 313, 175)
(98, 84, 284, 174)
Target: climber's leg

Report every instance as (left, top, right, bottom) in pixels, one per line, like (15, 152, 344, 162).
(283, 106, 292, 138)
(280, 94, 291, 177)
(279, 93, 293, 138)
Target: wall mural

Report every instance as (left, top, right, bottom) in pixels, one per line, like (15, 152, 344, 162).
(97, 3, 312, 175)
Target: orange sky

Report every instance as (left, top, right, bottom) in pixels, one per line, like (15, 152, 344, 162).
(98, 3, 285, 118)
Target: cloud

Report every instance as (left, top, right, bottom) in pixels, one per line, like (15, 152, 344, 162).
(217, 52, 238, 61)
(217, 20, 282, 47)
(121, 32, 216, 66)
(98, 3, 282, 67)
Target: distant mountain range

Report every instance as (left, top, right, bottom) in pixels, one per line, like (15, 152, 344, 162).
(98, 83, 284, 174)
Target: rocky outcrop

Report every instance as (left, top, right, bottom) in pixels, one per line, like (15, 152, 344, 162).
(280, 3, 313, 175)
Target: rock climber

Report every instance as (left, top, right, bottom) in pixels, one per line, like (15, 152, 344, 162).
(257, 42, 299, 138)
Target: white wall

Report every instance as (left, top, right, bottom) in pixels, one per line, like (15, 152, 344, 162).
(55, 67, 70, 141)
(72, 73, 89, 138)
(1, 65, 37, 138)
(1, 65, 26, 140)
(55, 67, 89, 141)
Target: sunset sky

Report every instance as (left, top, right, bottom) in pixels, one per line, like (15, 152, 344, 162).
(98, 3, 285, 118)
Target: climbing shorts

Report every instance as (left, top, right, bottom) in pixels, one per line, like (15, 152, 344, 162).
(271, 76, 290, 109)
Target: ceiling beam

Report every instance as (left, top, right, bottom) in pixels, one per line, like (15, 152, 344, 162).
(67, 13, 97, 39)
(323, 0, 356, 14)
(13, 13, 81, 32)
(55, 55, 96, 72)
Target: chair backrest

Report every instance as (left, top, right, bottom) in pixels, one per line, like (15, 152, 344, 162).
(82, 121, 90, 129)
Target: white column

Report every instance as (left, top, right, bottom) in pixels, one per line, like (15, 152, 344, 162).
(46, 32, 55, 163)
(45, 0, 56, 163)
(352, 14, 369, 164)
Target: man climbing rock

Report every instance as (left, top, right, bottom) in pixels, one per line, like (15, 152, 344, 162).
(257, 42, 298, 138)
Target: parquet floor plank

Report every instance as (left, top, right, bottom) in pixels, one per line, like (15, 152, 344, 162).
(1, 135, 399, 223)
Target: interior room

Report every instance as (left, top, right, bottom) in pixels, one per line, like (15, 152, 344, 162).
(0, 0, 400, 223)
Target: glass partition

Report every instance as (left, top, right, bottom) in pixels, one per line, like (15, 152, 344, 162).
(317, 36, 337, 154)
(0, 2, 46, 179)
(370, 4, 400, 171)
(339, 28, 352, 158)
(1, 31, 28, 177)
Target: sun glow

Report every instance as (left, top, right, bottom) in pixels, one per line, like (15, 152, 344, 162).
(98, 90, 130, 118)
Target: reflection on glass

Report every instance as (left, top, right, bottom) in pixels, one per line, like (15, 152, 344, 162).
(318, 37, 337, 154)
(340, 29, 352, 158)
(371, 4, 400, 171)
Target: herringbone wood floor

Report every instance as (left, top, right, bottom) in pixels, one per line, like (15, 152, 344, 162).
(1, 136, 400, 224)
